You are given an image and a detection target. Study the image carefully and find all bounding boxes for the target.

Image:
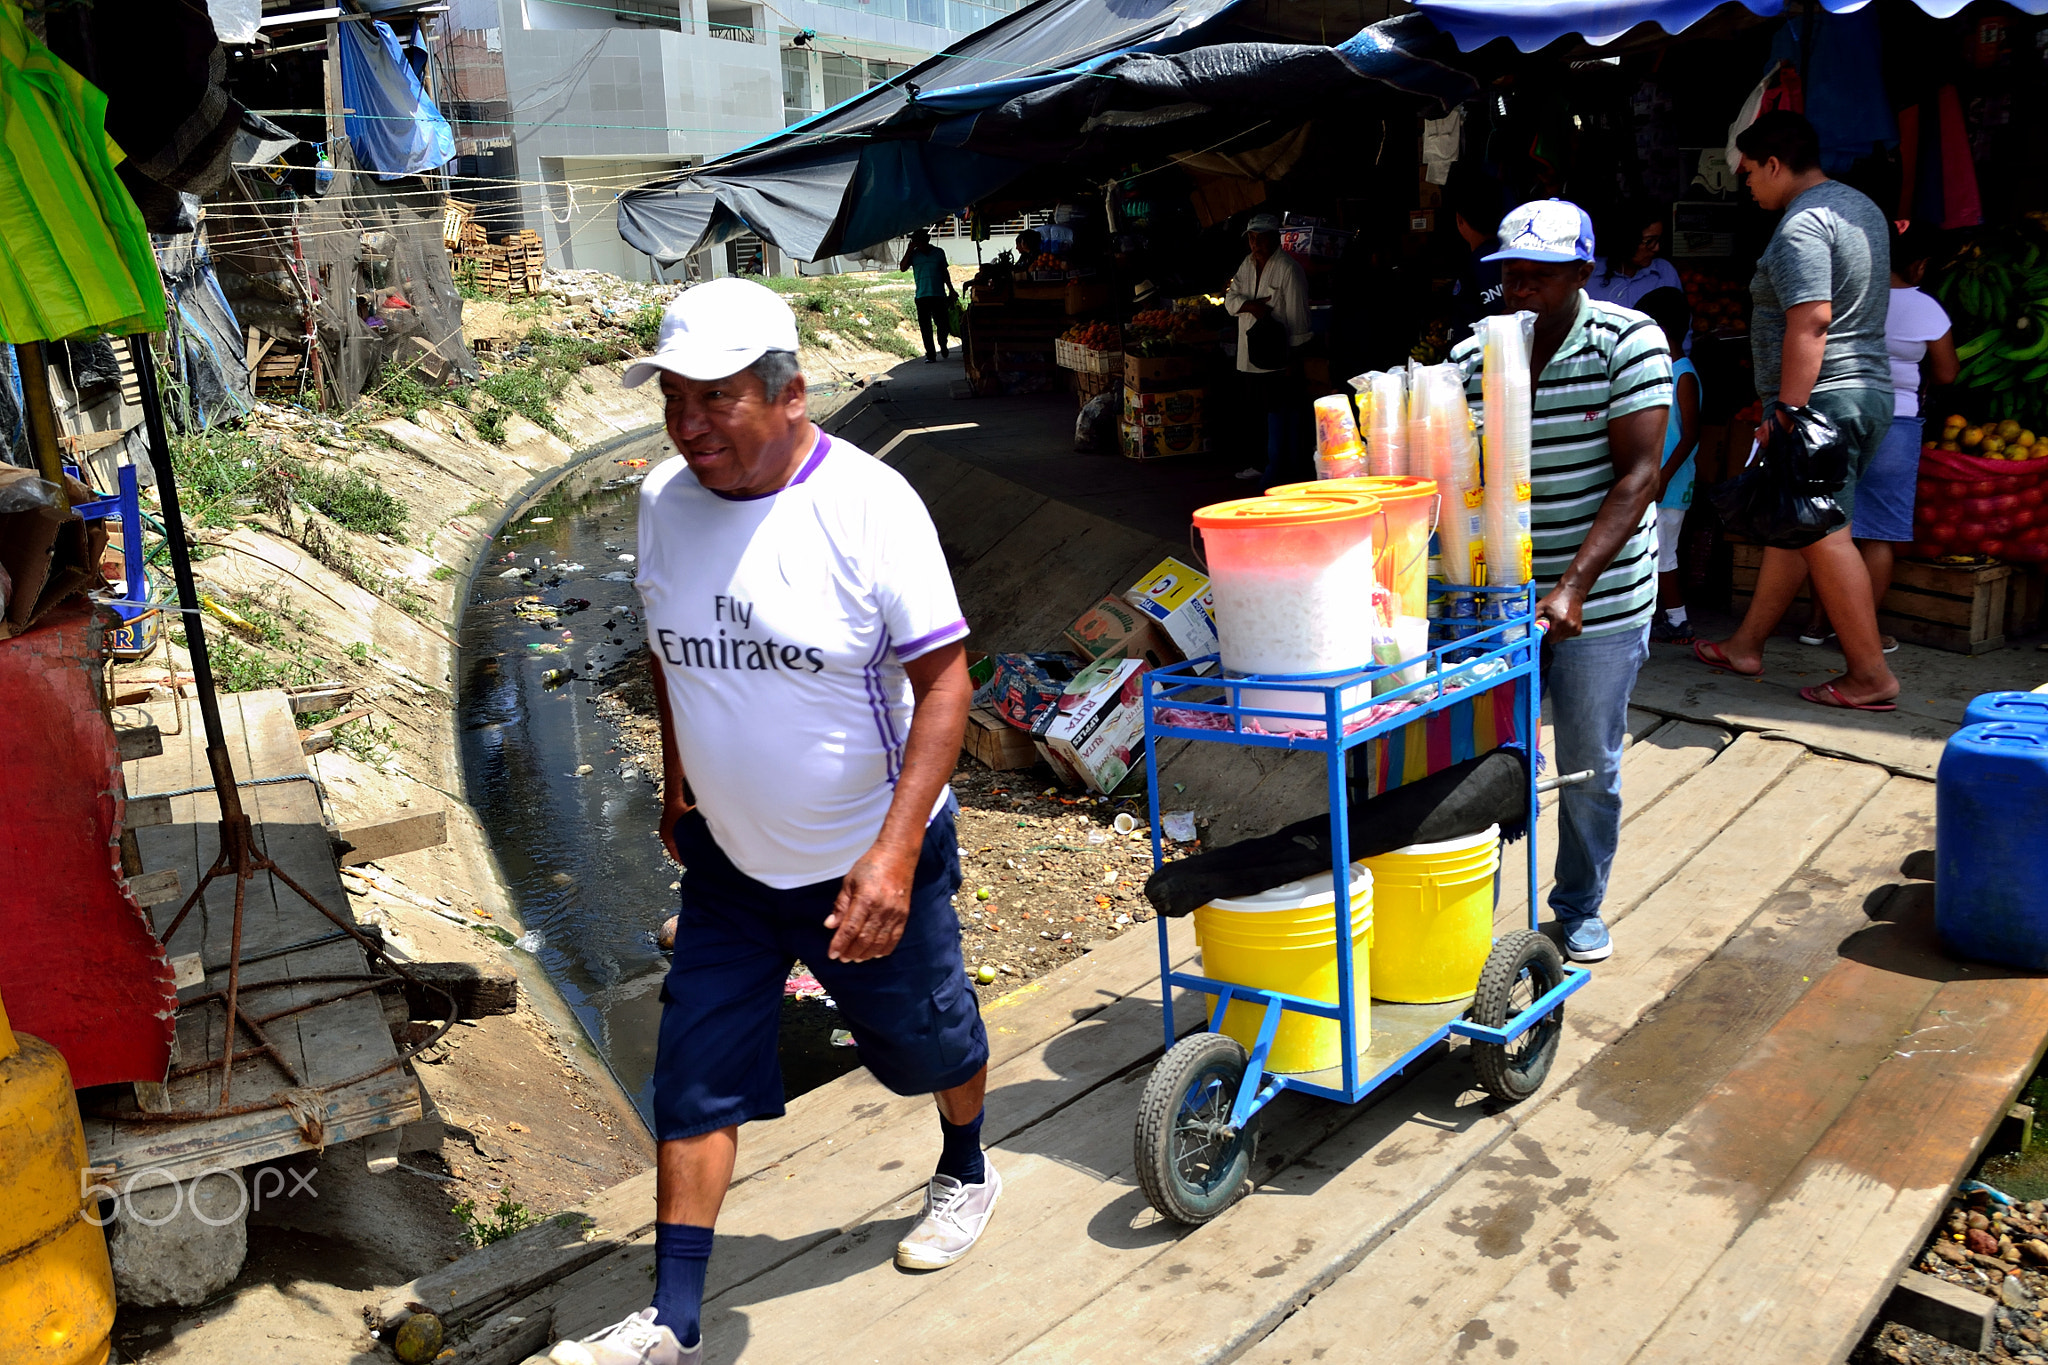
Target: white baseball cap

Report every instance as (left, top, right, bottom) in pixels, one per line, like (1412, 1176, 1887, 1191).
(1485, 199, 1597, 264)
(620, 277, 800, 388)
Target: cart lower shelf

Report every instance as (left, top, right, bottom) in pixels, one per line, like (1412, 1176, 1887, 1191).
(1271, 995, 1473, 1095)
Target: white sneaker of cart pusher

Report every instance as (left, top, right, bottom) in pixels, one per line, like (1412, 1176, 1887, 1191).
(895, 1162, 1003, 1269)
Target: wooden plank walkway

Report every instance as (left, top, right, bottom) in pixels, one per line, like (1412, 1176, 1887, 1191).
(85, 690, 421, 1184)
(407, 717, 2048, 1365)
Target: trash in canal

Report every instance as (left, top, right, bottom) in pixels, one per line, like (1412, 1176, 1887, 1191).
(542, 668, 573, 687)
(513, 930, 544, 952)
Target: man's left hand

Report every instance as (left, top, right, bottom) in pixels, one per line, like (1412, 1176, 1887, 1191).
(825, 844, 917, 962)
(1535, 583, 1585, 640)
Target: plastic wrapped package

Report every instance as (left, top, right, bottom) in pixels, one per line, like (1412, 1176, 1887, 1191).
(1313, 393, 1364, 464)
(1414, 366, 1483, 587)
(1349, 370, 1408, 476)
(1478, 313, 1535, 586)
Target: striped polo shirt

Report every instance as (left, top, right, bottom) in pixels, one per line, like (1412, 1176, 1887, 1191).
(1451, 294, 1673, 637)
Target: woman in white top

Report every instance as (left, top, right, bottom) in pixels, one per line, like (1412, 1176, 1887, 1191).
(1801, 221, 1958, 650)
(1586, 203, 1684, 312)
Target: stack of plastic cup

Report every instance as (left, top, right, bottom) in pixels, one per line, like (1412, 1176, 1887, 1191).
(1478, 314, 1534, 586)
(1353, 371, 1408, 477)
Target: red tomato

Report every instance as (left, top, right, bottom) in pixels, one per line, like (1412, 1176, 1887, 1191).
(1983, 540, 2008, 557)
(1959, 521, 1992, 543)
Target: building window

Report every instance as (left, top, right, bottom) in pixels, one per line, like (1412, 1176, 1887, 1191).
(866, 58, 910, 87)
(781, 46, 814, 122)
(821, 53, 864, 108)
(907, 0, 942, 25)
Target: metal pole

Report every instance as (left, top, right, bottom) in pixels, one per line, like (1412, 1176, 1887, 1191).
(126, 335, 248, 831)
(14, 342, 70, 512)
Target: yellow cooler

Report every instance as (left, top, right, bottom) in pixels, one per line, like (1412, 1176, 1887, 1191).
(1365, 825, 1502, 1003)
(0, 989, 115, 1365)
(1193, 865, 1373, 1073)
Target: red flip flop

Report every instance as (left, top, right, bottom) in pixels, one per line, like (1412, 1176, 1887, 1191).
(1799, 682, 1897, 712)
(1692, 639, 1763, 678)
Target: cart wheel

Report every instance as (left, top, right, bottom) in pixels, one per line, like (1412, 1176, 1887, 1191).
(1470, 930, 1566, 1104)
(1134, 1032, 1258, 1225)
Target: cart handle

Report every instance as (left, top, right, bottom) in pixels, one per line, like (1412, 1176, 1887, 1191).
(1536, 769, 1595, 793)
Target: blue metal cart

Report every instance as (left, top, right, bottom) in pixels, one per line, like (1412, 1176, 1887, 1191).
(1133, 583, 1590, 1224)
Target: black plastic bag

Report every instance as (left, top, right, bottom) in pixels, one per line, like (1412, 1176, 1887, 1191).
(1246, 314, 1289, 371)
(1074, 390, 1117, 453)
(1705, 401, 1848, 550)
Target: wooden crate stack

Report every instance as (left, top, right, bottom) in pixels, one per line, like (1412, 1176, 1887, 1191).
(1729, 540, 2036, 654)
(446, 205, 545, 298)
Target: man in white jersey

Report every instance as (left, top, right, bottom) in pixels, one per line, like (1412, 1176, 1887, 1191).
(546, 279, 991, 1365)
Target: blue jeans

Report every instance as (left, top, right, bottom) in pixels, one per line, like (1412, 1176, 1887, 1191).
(1546, 621, 1650, 926)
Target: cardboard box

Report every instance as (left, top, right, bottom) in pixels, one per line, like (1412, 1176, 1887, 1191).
(1119, 421, 1208, 460)
(1032, 656, 1148, 793)
(1123, 387, 1205, 427)
(1124, 353, 1197, 392)
(963, 706, 1039, 771)
(1124, 557, 1218, 662)
(1064, 594, 1182, 668)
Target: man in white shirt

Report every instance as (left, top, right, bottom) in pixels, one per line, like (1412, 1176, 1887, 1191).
(1225, 211, 1311, 481)
(547, 279, 991, 1365)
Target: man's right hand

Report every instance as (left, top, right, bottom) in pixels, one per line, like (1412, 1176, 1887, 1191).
(1241, 299, 1271, 319)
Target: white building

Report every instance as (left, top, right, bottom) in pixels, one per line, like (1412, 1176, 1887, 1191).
(439, 0, 1018, 280)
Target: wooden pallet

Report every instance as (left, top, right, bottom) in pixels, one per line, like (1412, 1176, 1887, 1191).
(454, 228, 545, 298)
(1731, 542, 2019, 654)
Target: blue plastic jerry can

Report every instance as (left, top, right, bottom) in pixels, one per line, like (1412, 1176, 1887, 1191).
(1963, 691, 2048, 731)
(1936, 721, 2048, 970)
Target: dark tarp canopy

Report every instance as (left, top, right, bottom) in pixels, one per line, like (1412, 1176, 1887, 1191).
(616, 8, 1477, 266)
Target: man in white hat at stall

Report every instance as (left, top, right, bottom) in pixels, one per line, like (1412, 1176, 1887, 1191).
(543, 278, 994, 1365)
(1450, 200, 1673, 967)
(1226, 211, 1312, 481)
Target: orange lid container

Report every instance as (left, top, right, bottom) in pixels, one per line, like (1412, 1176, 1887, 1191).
(1193, 491, 1382, 529)
(1263, 478, 1438, 620)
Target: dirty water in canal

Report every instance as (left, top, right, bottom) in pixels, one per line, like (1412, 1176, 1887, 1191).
(456, 439, 861, 1127)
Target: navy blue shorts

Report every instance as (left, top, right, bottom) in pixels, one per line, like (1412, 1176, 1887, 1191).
(652, 797, 987, 1142)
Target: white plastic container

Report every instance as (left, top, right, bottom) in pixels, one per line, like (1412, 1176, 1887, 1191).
(1193, 492, 1382, 731)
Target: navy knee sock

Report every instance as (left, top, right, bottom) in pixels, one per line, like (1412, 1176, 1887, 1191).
(936, 1109, 985, 1185)
(651, 1222, 713, 1348)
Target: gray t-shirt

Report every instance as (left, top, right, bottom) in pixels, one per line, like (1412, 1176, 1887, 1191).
(1749, 179, 1892, 403)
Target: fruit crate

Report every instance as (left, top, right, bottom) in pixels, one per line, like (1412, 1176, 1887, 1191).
(1055, 339, 1123, 373)
(1729, 541, 2020, 654)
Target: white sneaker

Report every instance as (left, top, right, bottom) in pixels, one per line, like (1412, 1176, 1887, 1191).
(1233, 467, 1265, 480)
(895, 1163, 1003, 1270)
(547, 1308, 699, 1365)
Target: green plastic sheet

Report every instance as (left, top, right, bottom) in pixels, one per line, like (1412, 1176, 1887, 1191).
(0, 1, 164, 342)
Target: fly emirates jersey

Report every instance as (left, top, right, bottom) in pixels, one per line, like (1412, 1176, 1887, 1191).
(634, 433, 969, 888)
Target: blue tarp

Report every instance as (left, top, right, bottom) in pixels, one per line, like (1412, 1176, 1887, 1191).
(336, 18, 454, 180)
(616, 5, 1475, 264)
(1413, 0, 2048, 53)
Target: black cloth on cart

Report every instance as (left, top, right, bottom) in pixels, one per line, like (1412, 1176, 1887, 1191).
(1144, 747, 1530, 919)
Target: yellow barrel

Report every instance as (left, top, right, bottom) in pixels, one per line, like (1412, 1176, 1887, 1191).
(1194, 866, 1373, 1073)
(0, 990, 115, 1365)
(1364, 825, 1502, 1003)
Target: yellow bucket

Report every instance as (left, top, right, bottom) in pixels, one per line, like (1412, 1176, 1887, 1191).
(1193, 866, 1373, 1073)
(1364, 825, 1502, 1003)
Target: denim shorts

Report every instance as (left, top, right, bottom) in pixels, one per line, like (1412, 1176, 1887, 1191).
(1852, 414, 1921, 543)
(652, 797, 986, 1141)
